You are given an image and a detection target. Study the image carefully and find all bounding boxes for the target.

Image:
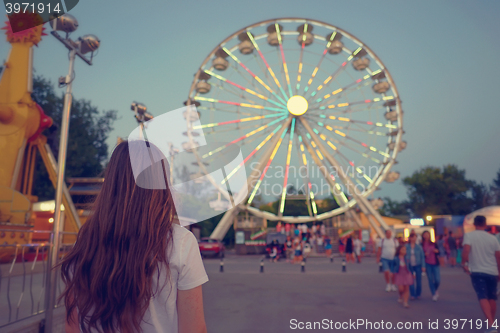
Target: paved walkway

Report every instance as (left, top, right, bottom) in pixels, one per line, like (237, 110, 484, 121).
(0, 255, 493, 332)
(202, 255, 491, 332)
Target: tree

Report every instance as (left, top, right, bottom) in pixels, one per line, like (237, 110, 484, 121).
(494, 168, 500, 188)
(379, 197, 409, 217)
(402, 165, 477, 216)
(471, 182, 490, 209)
(490, 167, 500, 205)
(31, 76, 118, 201)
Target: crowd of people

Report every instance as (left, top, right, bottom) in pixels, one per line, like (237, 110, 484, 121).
(265, 218, 500, 333)
(376, 216, 500, 333)
(377, 229, 442, 308)
(266, 222, 333, 263)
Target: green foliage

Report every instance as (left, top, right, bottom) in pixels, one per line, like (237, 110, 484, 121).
(31, 76, 118, 201)
(259, 201, 278, 215)
(379, 197, 409, 217)
(316, 195, 340, 214)
(494, 168, 500, 188)
(491, 167, 500, 205)
(471, 182, 489, 209)
(402, 164, 478, 216)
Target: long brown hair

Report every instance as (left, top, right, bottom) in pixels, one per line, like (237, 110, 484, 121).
(60, 141, 175, 332)
(422, 230, 434, 245)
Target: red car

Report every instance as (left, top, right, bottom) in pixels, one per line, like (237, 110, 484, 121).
(198, 238, 225, 258)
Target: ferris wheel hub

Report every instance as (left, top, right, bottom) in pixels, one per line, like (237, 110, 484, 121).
(287, 95, 308, 116)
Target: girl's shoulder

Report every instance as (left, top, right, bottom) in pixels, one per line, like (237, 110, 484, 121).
(172, 224, 195, 242)
(169, 225, 199, 258)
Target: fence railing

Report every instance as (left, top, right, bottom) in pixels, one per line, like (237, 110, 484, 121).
(0, 229, 76, 330)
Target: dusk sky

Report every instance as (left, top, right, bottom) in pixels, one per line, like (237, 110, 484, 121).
(2, 0, 499, 202)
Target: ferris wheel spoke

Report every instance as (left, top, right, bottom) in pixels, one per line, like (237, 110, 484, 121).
(334, 116, 397, 130)
(297, 128, 350, 206)
(306, 47, 366, 101)
(230, 63, 267, 96)
(309, 70, 382, 108)
(202, 84, 260, 107)
(295, 134, 318, 216)
(222, 47, 288, 106)
(279, 118, 296, 215)
(247, 32, 289, 102)
(305, 113, 398, 131)
(334, 148, 374, 185)
(300, 31, 339, 95)
(198, 106, 256, 117)
(294, 23, 311, 94)
(299, 117, 376, 204)
(325, 104, 389, 117)
(336, 156, 371, 191)
(247, 125, 290, 205)
(200, 116, 287, 158)
(309, 95, 395, 112)
(312, 120, 391, 159)
(194, 96, 287, 113)
(274, 24, 293, 98)
(303, 120, 381, 164)
(313, 123, 387, 165)
(204, 126, 257, 137)
(333, 137, 382, 164)
(192, 112, 286, 130)
(204, 69, 286, 109)
(251, 53, 285, 98)
(221, 119, 287, 185)
(210, 84, 270, 114)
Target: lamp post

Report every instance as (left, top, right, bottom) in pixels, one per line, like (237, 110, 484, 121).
(44, 14, 100, 331)
(131, 101, 153, 139)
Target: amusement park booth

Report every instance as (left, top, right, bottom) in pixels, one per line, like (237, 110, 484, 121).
(234, 212, 268, 255)
(350, 212, 403, 241)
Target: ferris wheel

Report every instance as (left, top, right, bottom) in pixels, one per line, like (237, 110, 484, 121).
(185, 18, 405, 239)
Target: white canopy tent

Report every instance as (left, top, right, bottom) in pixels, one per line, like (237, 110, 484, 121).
(463, 206, 500, 233)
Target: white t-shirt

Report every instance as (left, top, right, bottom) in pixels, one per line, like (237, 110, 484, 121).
(378, 237, 398, 260)
(353, 239, 363, 255)
(140, 225, 209, 333)
(463, 230, 500, 276)
(79, 225, 208, 333)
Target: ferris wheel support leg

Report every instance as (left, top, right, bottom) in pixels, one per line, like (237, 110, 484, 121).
(366, 214, 385, 238)
(210, 116, 294, 240)
(356, 194, 390, 231)
(210, 207, 241, 240)
(299, 117, 387, 237)
(349, 199, 385, 237)
(345, 210, 364, 229)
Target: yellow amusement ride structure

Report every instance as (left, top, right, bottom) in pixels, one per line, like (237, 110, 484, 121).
(0, 13, 82, 261)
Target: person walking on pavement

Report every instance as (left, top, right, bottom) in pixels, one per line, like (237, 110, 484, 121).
(422, 231, 441, 301)
(345, 236, 354, 263)
(405, 233, 425, 300)
(377, 229, 399, 292)
(462, 215, 500, 333)
(437, 235, 447, 266)
(448, 231, 458, 267)
(353, 233, 363, 263)
(393, 245, 414, 308)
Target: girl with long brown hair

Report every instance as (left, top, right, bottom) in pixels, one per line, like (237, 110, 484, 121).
(60, 141, 208, 333)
